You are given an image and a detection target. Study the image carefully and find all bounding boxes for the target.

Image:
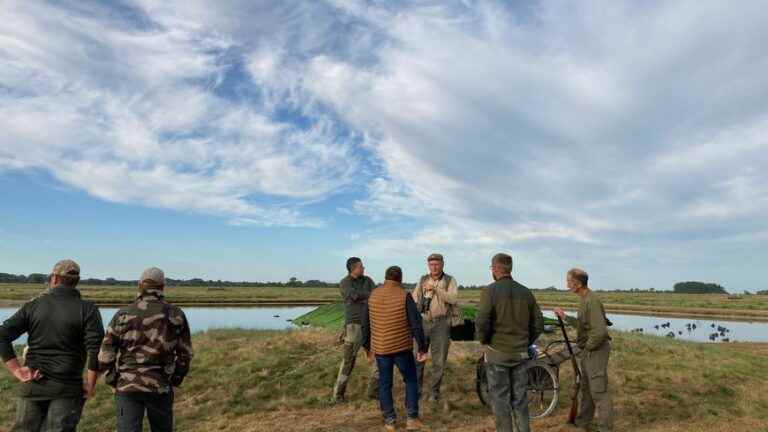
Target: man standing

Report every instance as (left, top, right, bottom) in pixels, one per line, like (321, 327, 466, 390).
(476, 253, 544, 432)
(554, 268, 614, 432)
(410, 253, 459, 402)
(363, 266, 428, 431)
(0, 259, 104, 432)
(332, 257, 379, 403)
(98, 267, 193, 432)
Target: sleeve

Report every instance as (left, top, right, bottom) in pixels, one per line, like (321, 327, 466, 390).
(585, 299, 609, 351)
(83, 304, 105, 372)
(361, 303, 371, 352)
(406, 295, 427, 353)
(528, 293, 545, 346)
(0, 305, 29, 362)
(340, 278, 365, 303)
(475, 287, 493, 344)
(98, 311, 121, 372)
(563, 313, 579, 328)
(171, 310, 194, 387)
(411, 279, 422, 304)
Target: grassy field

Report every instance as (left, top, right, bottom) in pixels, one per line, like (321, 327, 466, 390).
(1, 283, 767, 320)
(1, 328, 766, 431)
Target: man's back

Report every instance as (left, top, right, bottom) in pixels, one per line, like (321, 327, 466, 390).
(100, 290, 192, 393)
(476, 277, 544, 365)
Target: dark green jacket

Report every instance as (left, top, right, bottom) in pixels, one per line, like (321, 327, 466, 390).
(475, 276, 544, 366)
(0, 285, 104, 399)
(565, 290, 610, 351)
(339, 275, 375, 324)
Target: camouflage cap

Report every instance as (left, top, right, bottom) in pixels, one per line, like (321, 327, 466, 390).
(427, 253, 444, 262)
(140, 267, 165, 285)
(52, 259, 80, 276)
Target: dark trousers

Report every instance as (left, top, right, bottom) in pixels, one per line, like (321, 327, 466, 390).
(116, 392, 173, 432)
(11, 398, 84, 432)
(376, 350, 419, 424)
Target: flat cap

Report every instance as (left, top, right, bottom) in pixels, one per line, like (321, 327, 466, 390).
(427, 253, 444, 262)
(140, 267, 165, 285)
(52, 259, 80, 276)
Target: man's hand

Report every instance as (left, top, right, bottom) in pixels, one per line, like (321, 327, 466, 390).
(12, 367, 42, 383)
(82, 382, 96, 401)
(416, 352, 428, 363)
(366, 350, 374, 362)
(554, 307, 566, 320)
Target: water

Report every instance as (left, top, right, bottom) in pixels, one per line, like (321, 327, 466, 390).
(542, 310, 768, 343)
(2, 306, 766, 344)
(0, 306, 316, 344)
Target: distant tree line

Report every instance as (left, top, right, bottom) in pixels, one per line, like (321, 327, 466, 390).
(673, 281, 728, 294)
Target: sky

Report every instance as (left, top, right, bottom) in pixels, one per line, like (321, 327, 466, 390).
(1, 0, 767, 291)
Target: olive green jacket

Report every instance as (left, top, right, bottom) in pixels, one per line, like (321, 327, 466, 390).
(475, 276, 545, 366)
(565, 290, 610, 351)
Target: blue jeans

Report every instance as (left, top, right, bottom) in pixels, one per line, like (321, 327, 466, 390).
(376, 350, 419, 424)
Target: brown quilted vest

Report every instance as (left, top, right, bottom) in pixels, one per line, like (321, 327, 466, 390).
(368, 281, 412, 355)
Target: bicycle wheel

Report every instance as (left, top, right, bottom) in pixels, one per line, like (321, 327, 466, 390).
(476, 355, 490, 407)
(527, 362, 559, 419)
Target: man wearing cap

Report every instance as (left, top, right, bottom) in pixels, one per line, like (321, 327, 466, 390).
(476, 253, 544, 432)
(410, 253, 459, 402)
(98, 267, 193, 432)
(0, 259, 105, 432)
(554, 268, 614, 432)
(332, 257, 379, 403)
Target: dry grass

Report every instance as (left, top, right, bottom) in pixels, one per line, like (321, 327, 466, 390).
(1, 329, 767, 431)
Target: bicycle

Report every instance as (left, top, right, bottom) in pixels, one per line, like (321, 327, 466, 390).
(475, 339, 581, 419)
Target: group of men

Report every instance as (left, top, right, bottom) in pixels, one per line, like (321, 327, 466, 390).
(331, 253, 614, 432)
(0, 260, 192, 432)
(0, 255, 613, 432)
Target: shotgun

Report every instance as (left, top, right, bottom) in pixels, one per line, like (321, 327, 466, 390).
(557, 315, 581, 424)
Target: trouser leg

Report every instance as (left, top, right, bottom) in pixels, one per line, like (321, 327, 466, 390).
(486, 363, 513, 432)
(11, 398, 47, 432)
(42, 398, 84, 432)
(116, 393, 145, 432)
(333, 323, 362, 399)
(510, 363, 530, 432)
(145, 392, 174, 432)
(394, 350, 420, 419)
(585, 344, 614, 432)
(376, 355, 396, 424)
(428, 317, 451, 399)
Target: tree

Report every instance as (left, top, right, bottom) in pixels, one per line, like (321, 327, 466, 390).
(673, 281, 727, 294)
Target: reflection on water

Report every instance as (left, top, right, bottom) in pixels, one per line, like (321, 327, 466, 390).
(0, 306, 316, 345)
(1, 306, 766, 344)
(543, 311, 768, 343)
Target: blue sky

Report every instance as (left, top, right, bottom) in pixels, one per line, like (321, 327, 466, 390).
(1, 0, 767, 291)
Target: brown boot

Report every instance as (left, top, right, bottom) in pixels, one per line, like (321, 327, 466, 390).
(406, 418, 423, 431)
(384, 422, 397, 431)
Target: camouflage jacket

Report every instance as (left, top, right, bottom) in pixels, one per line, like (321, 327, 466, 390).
(98, 289, 193, 393)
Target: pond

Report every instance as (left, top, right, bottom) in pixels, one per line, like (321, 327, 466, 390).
(0, 306, 316, 344)
(542, 310, 768, 343)
(1, 306, 766, 344)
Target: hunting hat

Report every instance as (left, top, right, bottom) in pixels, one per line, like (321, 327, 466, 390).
(140, 267, 165, 286)
(427, 253, 444, 262)
(52, 259, 80, 276)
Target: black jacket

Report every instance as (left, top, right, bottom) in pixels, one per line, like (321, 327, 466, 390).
(0, 285, 104, 389)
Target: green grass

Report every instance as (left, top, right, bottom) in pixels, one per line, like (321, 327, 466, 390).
(295, 303, 560, 330)
(1, 329, 766, 431)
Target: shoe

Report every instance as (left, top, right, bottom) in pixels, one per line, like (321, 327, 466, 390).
(384, 422, 397, 431)
(330, 395, 347, 405)
(427, 394, 439, 403)
(406, 418, 423, 431)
